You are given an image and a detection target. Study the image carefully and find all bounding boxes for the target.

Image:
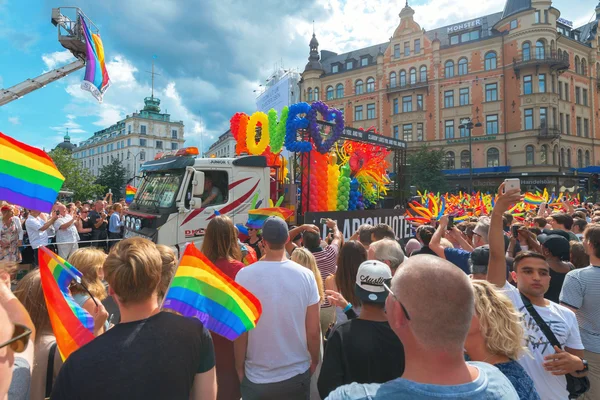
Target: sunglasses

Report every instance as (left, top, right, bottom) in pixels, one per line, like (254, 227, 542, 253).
(0, 324, 32, 353)
(383, 282, 411, 321)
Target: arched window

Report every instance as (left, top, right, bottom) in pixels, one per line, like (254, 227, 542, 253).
(585, 150, 590, 167)
(400, 70, 407, 86)
(389, 72, 397, 88)
(484, 52, 497, 70)
(575, 56, 580, 74)
(553, 145, 558, 165)
(526, 145, 535, 165)
(458, 58, 468, 75)
(307, 88, 313, 102)
(445, 151, 455, 169)
(460, 150, 470, 169)
(577, 149, 583, 168)
(487, 148, 500, 167)
(567, 148, 572, 167)
(419, 65, 427, 82)
(540, 144, 548, 165)
(326, 86, 334, 100)
(550, 40, 555, 51)
(445, 60, 454, 78)
(314, 87, 319, 101)
(355, 79, 364, 95)
(561, 148, 566, 166)
(522, 42, 531, 61)
(366, 77, 375, 93)
(581, 58, 587, 75)
(535, 40, 545, 59)
(336, 83, 344, 98)
(409, 68, 417, 84)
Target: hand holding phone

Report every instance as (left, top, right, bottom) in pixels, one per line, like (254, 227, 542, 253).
(504, 178, 521, 193)
(511, 225, 519, 237)
(447, 215, 454, 229)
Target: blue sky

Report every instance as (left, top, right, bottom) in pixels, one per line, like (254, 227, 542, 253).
(0, 0, 594, 153)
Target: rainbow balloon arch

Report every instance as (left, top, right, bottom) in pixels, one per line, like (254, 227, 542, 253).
(229, 101, 407, 213)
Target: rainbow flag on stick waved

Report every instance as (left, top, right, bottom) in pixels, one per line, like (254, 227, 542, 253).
(246, 207, 294, 229)
(79, 15, 110, 102)
(0, 132, 65, 213)
(38, 247, 95, 360)
(125, 184, 137, 204)
(162, 243, 262, 341)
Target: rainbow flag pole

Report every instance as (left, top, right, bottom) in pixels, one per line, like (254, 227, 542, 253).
(125, 184, 137, 204)
(79, 14, 110, 102)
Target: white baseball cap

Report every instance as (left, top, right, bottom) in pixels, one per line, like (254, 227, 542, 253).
(355, 260, 393, 303)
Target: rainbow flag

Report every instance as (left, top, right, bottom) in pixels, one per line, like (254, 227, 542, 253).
(246, 207, 294, 229)
(162, 243, 262, 341)
(125, 184, 137, 203)
(523, 193, 544, 205)
(79, 15, 110, 102)
(38, 247, 95, 360)
(0, 132, 65, 213)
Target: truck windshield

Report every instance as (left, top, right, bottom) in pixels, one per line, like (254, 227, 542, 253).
(133, 171, 184, 210)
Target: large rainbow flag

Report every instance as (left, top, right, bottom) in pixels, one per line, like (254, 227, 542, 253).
(125, 184, 137, 203)
(162, 243, 262, 341)
(0, 132, 65, 213)
(79, 15, 110, 102)
(246, 207, 294, 229)
(38, 247, 95, 360)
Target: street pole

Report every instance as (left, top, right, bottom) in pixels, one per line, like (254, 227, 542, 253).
(469, 125, 473, 194)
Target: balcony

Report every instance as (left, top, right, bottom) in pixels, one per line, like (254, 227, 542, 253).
(387, 79, 429, 95)
(513, 47, 569, 78)
(536, 125, 560, 140)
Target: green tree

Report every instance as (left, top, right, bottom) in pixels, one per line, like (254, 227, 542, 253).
(96, 158, 127, 199)
(407, 145, 449, 193)
(48, 148, 106, 202)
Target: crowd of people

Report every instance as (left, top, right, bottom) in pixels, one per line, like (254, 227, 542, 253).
(0, 182, 599, 399)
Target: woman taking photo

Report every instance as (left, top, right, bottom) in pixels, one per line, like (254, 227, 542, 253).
(0, 205, 23, 262)
(244, 227, 262, 260)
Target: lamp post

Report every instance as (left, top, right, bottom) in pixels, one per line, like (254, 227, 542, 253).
(458, 117, 482, 194)
(127, 149, 145, 186)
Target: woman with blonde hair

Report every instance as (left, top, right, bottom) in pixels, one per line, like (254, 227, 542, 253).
(68, 248, 107, 322)
(465, 280, 540, 399)
(291, 247, 325, 304)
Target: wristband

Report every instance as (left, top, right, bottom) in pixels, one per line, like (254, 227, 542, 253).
(343, 303, 353, 313)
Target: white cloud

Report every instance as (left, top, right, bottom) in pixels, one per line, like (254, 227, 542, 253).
(8, 116, 19, 125)
(42, 50, 76, 71)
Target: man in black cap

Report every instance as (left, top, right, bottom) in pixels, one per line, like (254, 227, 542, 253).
(318, 260, 405, 399)
(469, 245, 490, 280)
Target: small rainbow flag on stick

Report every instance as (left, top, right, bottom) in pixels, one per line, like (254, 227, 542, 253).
(79, 15, 110, 102)
(246, 207, 294, 229)
(523, 193, 544, 205)
(38, 247, 95, 360)
(162, 243, 262, 341)
(0, 132, 65, 213)
(125, 184, 137, 204)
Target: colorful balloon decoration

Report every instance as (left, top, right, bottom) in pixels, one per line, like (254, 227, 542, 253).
(308, 150, 329, 212)
(230, 112, 249, 155)
(307, 101, 344, 154)
(268, 107, 287, 154)
(327, 154, 339, 211)
(285, 102, 313, 153)
(336, 163, 351, 211)
(246, 112, 270, 155)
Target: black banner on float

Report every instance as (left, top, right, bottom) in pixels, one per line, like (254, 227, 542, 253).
(304, 210, 413, 241)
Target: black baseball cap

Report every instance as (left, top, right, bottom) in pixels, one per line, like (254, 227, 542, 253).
(539, 234, 570, 261)
(470, 245, 490, 266)
(261, 217, 289, 245)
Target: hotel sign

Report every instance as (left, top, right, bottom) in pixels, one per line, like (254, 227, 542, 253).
(447, 135, 496, 145)
(557, 18, 573, 28)
(447, 19, 482, 33)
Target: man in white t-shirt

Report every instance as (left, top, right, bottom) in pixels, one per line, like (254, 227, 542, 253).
(25, 210, 58, 266)
(487, 183, 588, 400)
(235, 216, 321, 400)
(53, 203, 80, 259)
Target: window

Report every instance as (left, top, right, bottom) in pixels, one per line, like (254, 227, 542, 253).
(403, 96, 412, 112)
(565, 83, 569, 101)
(445, 60, 454, 78)
(445, 152, 455, 169)
(405, 69, 415, 85)
(575, 87, 581, 104)
(458, 58, 468, 75)
(127, 138, 131, 146)
(460, 150, 470, 168)
(416, 94, 423, 110)
(400, 70, 406, 86)
(525, 145, 535, 165)
(558, 81, 563, 99)
(366, 77, 375, 93)
(394, 44, 400, 58)
(535, 10, 540, 23)
(576, 117, 582, 136)
(403, 124, 413, 141)
(171, 129, 178, 139)
(307, 88, 313, 102)
(326, 86, 334, 100)
(538, 74, 546, 93)
(484, 52, 497, 70)
(567, 148, 572, 167)
(314, 87, 319, 101)
(524, 109, 534, 130)
(459, 124, 468, 137)
(540, 107, 547, 128)
(346, 60, 353, 70)
(156, 140, 163, 149)
(583, 89, 588, 106)
(139, 138, 147, 147)
(336, 84, 344, 98)
(486, 115, 499, 134)
(128, 125, 132, 134)
(584, 119, 589, 138)
(487, 148, 500, 167)
(561, 148, 566, 166)
(458, 30, 480, 43)
(393, 125, 399, 139)
(566, 114, 571, 134)
(444, 90, 454, 108)
(419, 65, 427, 82)
(535, 40, 545, 59)
(459, 88, 469, 106)
(485, 83, 498, 101)
(540, 145, 548, 164)
(404, 42, 410, 56)
(354, 105, 363, 121)
(523, 75, 532, 94)
(450, 35, 459, 45)
(171, 142, 178, 150)
(445, 120, 454, 139)
(578, 149, 583, 168)
(389, 72, 397, 88)
(332, 65, 339, 73)
(367, 103, 376, 119)
(575, 56, 580, 74)
(355, 80, 363, 95)
(361, 57, 369, 67)
(585, 151, 590, 167)
(581, 58, 587, 75)
(417, 123, 423, 141)
(393, 98, 399, 114)
(140, 125, 147, 135)
(560, 113, 564, 132)
(551, 75, 555, 93)
(414, 39, 421, 53)
(510, 19, 517, 29)
(522, 42, 531, 61)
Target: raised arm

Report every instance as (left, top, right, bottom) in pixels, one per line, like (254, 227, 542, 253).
(285, 224, 318, 255)
(429, 215, 448, 259)
(325, 219, 342, 248)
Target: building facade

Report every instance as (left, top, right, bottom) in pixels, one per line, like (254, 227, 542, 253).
(73, 96, 185, 186)
(300, 0, 600, 192)
(206, 130, 236, 158)
(256, 68, 302, 114)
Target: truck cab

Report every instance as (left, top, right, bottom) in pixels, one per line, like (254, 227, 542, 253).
(124, 147, 271, 251)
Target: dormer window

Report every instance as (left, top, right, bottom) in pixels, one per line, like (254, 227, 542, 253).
(346, 60, 353, 70)
(361, 57, 369, 67)
(332, 65, 339, 73)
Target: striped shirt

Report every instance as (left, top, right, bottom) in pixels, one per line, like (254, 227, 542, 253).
(311, 243, 339, 308)
(560, 265, 600, 353)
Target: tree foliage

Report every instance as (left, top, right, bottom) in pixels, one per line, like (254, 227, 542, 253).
(406, 145, 448, 193)
(49, 148, 106, 202)
(96, 158, 127, 199)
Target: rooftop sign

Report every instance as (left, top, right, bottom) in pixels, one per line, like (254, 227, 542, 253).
(447, 19, 482, 33)
(557, 18, 573, 28)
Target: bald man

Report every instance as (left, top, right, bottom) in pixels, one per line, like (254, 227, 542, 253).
(327, 255, 518, 399)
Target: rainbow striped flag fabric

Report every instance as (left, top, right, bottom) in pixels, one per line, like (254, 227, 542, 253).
(79, 15, 110, 102)
(162, 243, 262, 341)
(523, 193, 545, 205)
(0, 132, 65, 213)
(38, 247, 95, 360)
(125, 184, 137, 203)
(246, 207, 294, 229)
